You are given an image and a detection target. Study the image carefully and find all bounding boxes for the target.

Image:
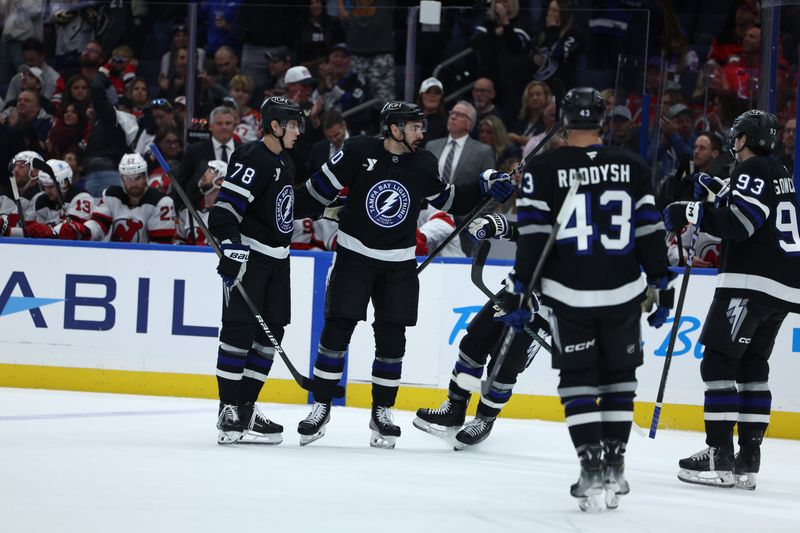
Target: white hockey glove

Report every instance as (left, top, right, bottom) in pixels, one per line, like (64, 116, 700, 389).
(468, 213, 512, 241)
(479, 169, 516, 203)
(693, 172, 729, 202)
(217, 240, 250, 287)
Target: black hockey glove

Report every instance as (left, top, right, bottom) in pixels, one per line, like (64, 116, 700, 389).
(692, 172, 729, 202)
(467, 213, 512, 241)
(496, 272, 540, 332)
(663, 201, 703, 232)
(217, 240, 250, 287)
(645, 274, 676, 328)
(479, 169, 516, 202)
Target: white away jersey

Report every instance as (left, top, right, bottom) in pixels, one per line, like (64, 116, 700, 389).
(94, 186, 176, 243)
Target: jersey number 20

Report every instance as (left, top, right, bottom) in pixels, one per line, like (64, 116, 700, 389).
(557, 191, 632, 254)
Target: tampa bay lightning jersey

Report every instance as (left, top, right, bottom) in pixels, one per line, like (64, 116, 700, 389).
(299, 135, 482, 268)
(699, 155, 800, 313)
(515, 145, 669, 315)
(209, 140, 298, 258)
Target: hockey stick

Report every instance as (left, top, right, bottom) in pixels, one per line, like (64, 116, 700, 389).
(150, 144, 345, 399)
(455, 240, 551, 392)
(479, 174, 582, 396)
(6, 174, 27, 237)
(416, 79, 566, 275)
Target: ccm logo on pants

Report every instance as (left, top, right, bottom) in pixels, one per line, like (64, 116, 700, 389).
(564, 339, 596, 353)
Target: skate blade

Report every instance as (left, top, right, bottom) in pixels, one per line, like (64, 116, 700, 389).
(299, 427, 326, 446)
(238, 431, 283, 445)
(370, 430, 397, 449)
(735, 473, 757, 491)
(578, 488, 605, 513)
(677, 468, 735, 488)
(217, 429, 243, 445)
(412, 418, 459, 442)
(603, 482, 628, 510)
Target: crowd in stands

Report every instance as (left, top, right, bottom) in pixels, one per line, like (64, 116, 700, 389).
(1, 0, 798, 266)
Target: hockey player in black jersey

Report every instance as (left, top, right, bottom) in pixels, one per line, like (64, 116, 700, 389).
(293, 101, 516, 448)
(208, 96, 311, 445)
(666, 110, 800, 490)
(414, 213, 551, 450)
(500, 88, 674, 511)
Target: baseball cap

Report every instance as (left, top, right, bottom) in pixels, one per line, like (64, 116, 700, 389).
(668, 103, 692, 119)
(611, 105, 632, 121)
(330, 43, 350, 55)
(419, 77, 443, 94)
(20, 65, 43, 85)
(266, 46, 292, 62)
(173, 96, 186, 107)
(285, 65, 314, 85)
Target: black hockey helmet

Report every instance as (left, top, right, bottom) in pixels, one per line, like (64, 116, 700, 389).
(561, 87, 604, 130)
(380, 101, 425, 137)
(260, 96, 304, 133)
(729, 110, 778, 155)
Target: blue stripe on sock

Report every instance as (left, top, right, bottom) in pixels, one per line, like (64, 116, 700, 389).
(217, 354, 247, 368)
(455, 361, 482, 378)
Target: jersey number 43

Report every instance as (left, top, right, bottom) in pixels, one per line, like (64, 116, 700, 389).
(557, 191, 632, 254)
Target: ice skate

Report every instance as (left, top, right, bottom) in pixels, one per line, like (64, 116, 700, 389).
(453, 415, 494, 450)
(238, 402, 283, 445)
(734, 439, 761, 490)
(298, 401, 331, 446)
(602, 440, 630, 509)
(370, 405, 401, 449)
(216, 403, 244, 445)
(570, 444, 605, 512)
(677, 443, 735, 487)
(413, 399, 467, 441)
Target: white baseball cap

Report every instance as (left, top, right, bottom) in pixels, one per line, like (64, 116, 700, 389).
(285, 65, 314, 85)
(419, 77, 443, 94)
(20, 65, 44, 85)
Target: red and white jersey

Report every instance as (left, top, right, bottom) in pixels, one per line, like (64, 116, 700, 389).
(667, 226, 721, 267)
(147, 167, 172, 195)
(93, 186, 176, 243)
(233, 109, 261, 142)
(0, 189, 35, 223)
(176, 206, 210, 245)
(291, 217, 339, 251)
(34, 188, 96, 226)
(417, 205, 464, 258)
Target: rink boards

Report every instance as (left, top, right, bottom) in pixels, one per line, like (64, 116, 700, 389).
(1, 239, 799, 439)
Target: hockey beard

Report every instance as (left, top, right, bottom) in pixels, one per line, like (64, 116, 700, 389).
(409, 138, 423, 152)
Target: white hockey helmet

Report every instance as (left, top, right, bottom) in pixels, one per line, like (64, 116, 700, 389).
(10, 150, 44, 181)
(118, 152, 148, 178)
(198, 159, 227, 194)
(39, 159, 73, 193)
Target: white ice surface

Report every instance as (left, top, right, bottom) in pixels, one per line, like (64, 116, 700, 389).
(1, 388, 799, 533)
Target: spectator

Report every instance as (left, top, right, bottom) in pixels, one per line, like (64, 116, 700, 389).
(100, 44, 138, 98)
(508, 80, 550, 146)
(651, 102, 696, 185)
(127, 77, 150, 118)
(471, 0, 532, 118)
(658, 0, 699, 73)
(779, 118, 796, 172)
(531, 0, 583, 89)
(297, 0, 345, 64)
(1, 89, 52, 147)
(159, 46, 189, 101)
(160, 23, 207, 79)
(706, 90, 749, 142)
(471, 77, 510, 134)
(50, 2, 97, 72)
(478, 114, 521, 165)
(308, 110, 349, 177)
(2, 65, 55, 115)
(417, 77, 447, 144)
(52, 41, 105, 108)
(83, 71, 129, 197)
(721, 26, 789, 102)
(147, 127, 184, 195)
(656, 131, 722, 211)
(45, 102, 89, 158)
(425, 100, 495, 255)
(263, 46, 292, 98)
(228, 75, 261, 142)
(179, 106, 240, 203)
(522, 99, 558, 158)
(4, 38, 60, 102)
(604, 105, 639, 154)
(201, 1, 240, 56)
(212, 46, 240, 88)
(342, 0, 396, 102)
(172, 96, 187, 128)
(62, 144, 85, 190)
(285, 65, 324, 180)
(315, 44, 369, 113)
(708, 0, 759, 66)
(134, 98, 176, 157)
(59, 74, 91, 111)
(0, 0, 44, 83)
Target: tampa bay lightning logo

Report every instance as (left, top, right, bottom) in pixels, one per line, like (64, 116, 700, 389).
(276, 185, 294, 233)
(365, 180, 410, 228)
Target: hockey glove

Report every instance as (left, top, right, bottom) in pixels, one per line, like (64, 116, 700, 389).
(479, 170, 516, 203)
(25, 222, 56, 238)
(663, 201, 703, 232)
(217, 241, 250, 287)
(645, 274, 676, 328)
(468, 213, 512, 241)
(415, 229, 429, 256)
(496, 272, 540, 332)
(693, 172, 729, 202)
(55, 220, 91, 240)
(0, 214, 8, 236)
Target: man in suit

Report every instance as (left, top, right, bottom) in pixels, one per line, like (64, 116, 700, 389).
(308, 110, 349, 179)
(425, 100, 496, 255)
(179, 106, 240, 203)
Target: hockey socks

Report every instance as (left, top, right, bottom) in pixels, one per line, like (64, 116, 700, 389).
(216, 342, 249, 403)
(238, 342, 275, 403)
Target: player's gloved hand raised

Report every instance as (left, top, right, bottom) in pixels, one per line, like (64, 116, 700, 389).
(693, 172, 729, 202)
(479, 170, 516, 203)
(25, 221, 56, 238)
(646, 274, 676, 328)
(468, 213, 512, 241)
(663, 201, 703, 232)
(217, 240, 250, 287)
(496, 272, 540, 332)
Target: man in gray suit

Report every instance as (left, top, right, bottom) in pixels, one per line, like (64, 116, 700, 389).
(426, 100, 496, 255)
